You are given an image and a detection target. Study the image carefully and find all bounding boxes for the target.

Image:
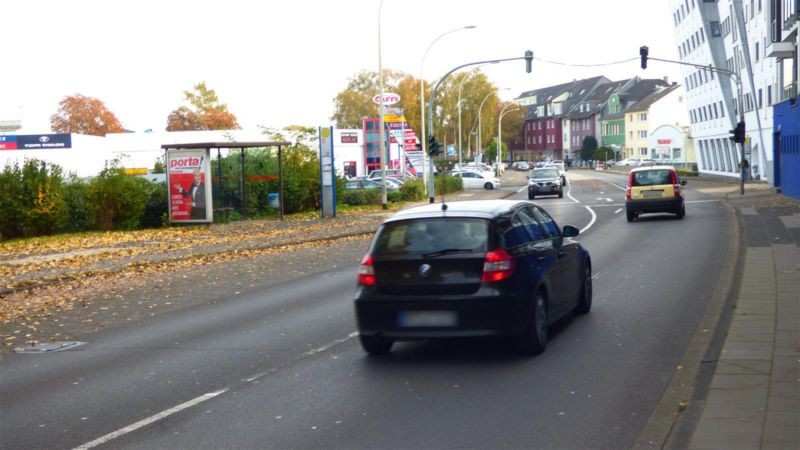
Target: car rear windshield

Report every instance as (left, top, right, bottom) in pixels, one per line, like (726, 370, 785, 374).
(373, 218, 489, 255)
(533, 169, 559, 179)
(632, 170, 673, 186)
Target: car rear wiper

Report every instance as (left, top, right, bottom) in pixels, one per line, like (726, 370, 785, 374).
(422, 248, 475, 258)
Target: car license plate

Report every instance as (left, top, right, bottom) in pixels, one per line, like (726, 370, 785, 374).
(397, 311, 457, 327)
(643, 190, 663, 198)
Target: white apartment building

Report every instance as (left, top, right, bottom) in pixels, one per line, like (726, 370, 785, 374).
(671, 0, 776, 181)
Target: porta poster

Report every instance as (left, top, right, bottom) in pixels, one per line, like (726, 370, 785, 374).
(167, 148, 212, 223)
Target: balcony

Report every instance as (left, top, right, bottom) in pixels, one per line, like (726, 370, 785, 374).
(768, 41, 795, 58)
(781, 81, 798, 102)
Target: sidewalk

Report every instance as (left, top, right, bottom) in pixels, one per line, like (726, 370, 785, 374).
(682, 186, 800, 450)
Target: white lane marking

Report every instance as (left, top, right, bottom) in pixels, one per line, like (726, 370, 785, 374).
(73, 389, 228, 450)
(614, 208, 623, 214)
(243, 332, 359, 384)
(303, 332, 358, 357)
(580, 205, 597, 235)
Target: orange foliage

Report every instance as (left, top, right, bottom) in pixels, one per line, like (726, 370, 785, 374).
(50, 95, 125, 136)
(165, 82, 240, 131)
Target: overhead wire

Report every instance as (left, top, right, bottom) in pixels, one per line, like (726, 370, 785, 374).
(533, 56, 638, 67)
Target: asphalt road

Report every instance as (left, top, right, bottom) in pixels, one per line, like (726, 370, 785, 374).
(0, 171, 733, 450)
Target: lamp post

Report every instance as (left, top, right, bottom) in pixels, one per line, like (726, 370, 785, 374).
(456, 64, 491, 166)
(476, 92, 495, 160)
(419, 25, 476, 193)
(497, 103, 520, 176)
(377, 0, 387, 209)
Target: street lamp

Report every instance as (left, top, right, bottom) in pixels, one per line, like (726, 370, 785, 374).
(419, 25, 476, 191)
(457, 64, 494, 166)
(377, 0, 388, 209)
(497, 103, 520, 175)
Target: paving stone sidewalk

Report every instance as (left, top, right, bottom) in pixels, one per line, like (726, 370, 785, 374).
(685, 187, 800, 450)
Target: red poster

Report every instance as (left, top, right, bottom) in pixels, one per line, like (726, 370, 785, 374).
(167, 149, 211, 222)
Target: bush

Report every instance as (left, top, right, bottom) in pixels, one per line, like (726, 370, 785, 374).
(435, 175, 463, 195)
(399, 178, 425, 201)
(0, 159, 67, 240)
(61, 179, 92, 233)
(340, 189, 382, 205)
(87, 164, 149, 231)
(676, 168, 698, 177)
(140, 181, 168, 228)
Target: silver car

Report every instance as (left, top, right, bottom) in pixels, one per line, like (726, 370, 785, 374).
(527, 168, 563, 199)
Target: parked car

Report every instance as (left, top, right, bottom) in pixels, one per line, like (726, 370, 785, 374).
(615, 158, 655, 167)
(450, 170, 501, 190)
(345, 178, 399, 190)
(527, 168, 564, 199)
(366, 169, 416, 181)
(510, 161, 530, 171)
(354, 200, 592, 355)
(625, 165, 686, 222)
(454, 162, 494, 176)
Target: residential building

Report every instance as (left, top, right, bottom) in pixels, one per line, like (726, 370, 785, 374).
(565, 79, 629, 160)
(600, 77, 671, 159)
(517, 76, 610, 161)
(768, 0, 800, 198)
(624, 83, 695, 163)
(671, 0, 779, 181)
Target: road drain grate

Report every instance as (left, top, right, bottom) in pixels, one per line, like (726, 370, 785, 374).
(14, 341, 86, 354)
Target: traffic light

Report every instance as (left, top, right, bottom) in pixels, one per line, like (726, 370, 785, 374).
(428, 135, 441, 157)
(524, 50, 533, 73)
(640, 46, 648, 69)
(729, 121, 745, 144)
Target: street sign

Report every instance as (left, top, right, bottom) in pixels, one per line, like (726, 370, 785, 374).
(373, 93, 401, 105)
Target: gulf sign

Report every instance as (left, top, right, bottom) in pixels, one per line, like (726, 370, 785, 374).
(373, 92, 401, 105)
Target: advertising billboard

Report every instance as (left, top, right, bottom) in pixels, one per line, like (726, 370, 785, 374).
(167, 148, 212, 223)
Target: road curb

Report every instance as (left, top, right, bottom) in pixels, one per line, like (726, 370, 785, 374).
(632, 194, 744, 449)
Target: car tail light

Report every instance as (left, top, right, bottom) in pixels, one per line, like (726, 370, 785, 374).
(481, 248, 515, 283)
(357, 254, 376, 286)
(670, 171, 682, 197)
(626, 172, 634, 199)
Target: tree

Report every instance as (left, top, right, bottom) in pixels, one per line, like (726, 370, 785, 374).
(580, 136, 599, 161)
(166, 82, 240, 131)
(331, 69, 422, 131)
(50, 94, 125, 136)
(594, 146, 614, 161)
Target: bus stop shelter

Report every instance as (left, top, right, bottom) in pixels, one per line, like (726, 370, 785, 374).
(162, 141, 291, 220)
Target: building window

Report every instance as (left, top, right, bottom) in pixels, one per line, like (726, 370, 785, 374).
(710, 21, 721, 36)
(673, 147, 682, 159)
(638, 147, 648, 157)
(638, 130, 647, 139)
(768, 85, 772, 105)
(639, 113, 647, 121)
(755, 41, 759, 61)
(719, 101, 725, 117)
(758, 89, 762, 109)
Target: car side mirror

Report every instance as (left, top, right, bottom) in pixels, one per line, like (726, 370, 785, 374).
(681, 180, 687, 186)
(562, 225, 580, 237)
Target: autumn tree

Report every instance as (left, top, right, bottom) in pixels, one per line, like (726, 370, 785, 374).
(331, 70, 424, 132)
(50, 94, 125, 136)
(166, 82, 240, 131)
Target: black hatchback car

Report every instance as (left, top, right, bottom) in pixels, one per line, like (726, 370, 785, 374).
(354, 200, 592, 355)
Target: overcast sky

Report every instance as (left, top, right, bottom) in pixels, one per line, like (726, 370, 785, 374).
(3, 0, 681, 134)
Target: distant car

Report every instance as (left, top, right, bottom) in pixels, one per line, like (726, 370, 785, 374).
(354, 199, 593, 355)
(615, 158, 654, 167)
(511, 161, 530, 171)
(345, 179, 398, 190)
(366, 169, 416, 181)
(625, 165, 686, 222)
(454, 162, 494, 176)
(543, 162, 567, 185)
(527, 168, 563, 199)
(450, 170, 501, 190)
